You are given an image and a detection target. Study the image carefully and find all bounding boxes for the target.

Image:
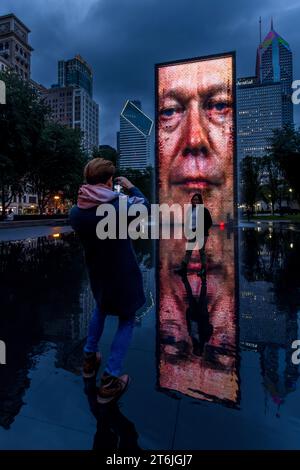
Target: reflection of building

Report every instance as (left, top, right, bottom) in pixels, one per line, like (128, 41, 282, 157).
(0, 13, 33, 79)
(237, 20, 293, 161)
(240, 281, 287, 344)
(44, 56, 99, 154)
(0, 233, 89, 427)
(118, 100, 153, 170)
(239, 227, 300, 413)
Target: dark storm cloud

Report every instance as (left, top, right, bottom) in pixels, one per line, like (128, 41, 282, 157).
(1, 0, 300, 146)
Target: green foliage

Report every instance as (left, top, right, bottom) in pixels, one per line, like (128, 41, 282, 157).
(260, 155, 283, 215)
(92, 145, 119, 166)
(118, 166, 154, 202)
(29, 122, 88, 212)
(0, 70, 50, 216)
(269, 125, 300, 204)
(240, 156, 261, 212)
(0, 70, 87, 216)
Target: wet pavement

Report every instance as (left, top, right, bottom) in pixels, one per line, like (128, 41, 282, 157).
(0, 224, 299, 450)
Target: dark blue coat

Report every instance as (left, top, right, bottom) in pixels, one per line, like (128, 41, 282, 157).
(69, 187, 149, 318)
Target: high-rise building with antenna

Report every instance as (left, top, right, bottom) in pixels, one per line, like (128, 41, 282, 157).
(237, 19, 293, 161)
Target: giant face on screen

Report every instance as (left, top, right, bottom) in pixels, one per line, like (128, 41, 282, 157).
(157, 53, 235, 222)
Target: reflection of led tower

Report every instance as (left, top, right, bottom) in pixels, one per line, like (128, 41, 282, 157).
(118, 100, 153, 170)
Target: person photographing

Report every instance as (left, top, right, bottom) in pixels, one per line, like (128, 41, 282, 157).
(70, 158, 149, 404)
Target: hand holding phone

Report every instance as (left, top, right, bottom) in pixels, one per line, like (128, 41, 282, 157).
(114, 176, 134, 190)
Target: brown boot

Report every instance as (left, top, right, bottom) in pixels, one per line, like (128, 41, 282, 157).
(97, 372, 131, 404)
(82, 352, 101, 378)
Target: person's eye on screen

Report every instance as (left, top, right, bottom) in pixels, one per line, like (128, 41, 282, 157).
(214, 102, 229, 111)
(161, 107, 177, 117)
(159, 105, 184, 120)
(206, 101, 231, 112)
(204, 99, 232, 123)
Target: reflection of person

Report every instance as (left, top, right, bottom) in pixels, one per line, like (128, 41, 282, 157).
(158, 56, 233, 222)
(84, 377, 140, 450)
(70, 158, 149, 404)
(246, 207, 251, 222)
(176, 193, 212, 277)
(159, 232, 238, 403)
(181, 273, 213, 356)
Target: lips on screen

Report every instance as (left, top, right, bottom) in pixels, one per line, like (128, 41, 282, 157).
(157, 54, 239, 405)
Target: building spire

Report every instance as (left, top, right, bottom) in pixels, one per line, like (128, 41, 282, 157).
(271, 17, 274, 30)
(259, 16, 262, 44)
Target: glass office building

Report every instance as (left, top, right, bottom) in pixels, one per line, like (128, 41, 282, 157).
(118, 100, 153, 170)
(58, 54, 93, 97)
(237, 22, 293, 162)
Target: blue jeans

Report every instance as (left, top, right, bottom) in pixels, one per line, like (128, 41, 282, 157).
(84, 305, 135, 377)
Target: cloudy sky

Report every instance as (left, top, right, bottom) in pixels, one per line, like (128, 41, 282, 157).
(1, 0, 300, 147)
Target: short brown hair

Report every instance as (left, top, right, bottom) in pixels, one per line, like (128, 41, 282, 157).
(84, 158, 116, 185)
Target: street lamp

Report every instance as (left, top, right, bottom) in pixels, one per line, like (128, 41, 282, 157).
(54, 195, 60, 213)
(288, 188, 293, 209)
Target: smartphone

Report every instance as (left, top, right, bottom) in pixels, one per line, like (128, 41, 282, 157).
(114, 181, 122, 193)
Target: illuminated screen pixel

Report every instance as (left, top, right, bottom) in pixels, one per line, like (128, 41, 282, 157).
(157, 53, 235, 224)
(156, 53, 239, 406)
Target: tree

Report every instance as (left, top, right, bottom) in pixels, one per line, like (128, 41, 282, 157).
(260, 155, 282, 215)
(0, 70, 50, 217)
(269, 125, 300, 204)
(240, 156, 261, 213)
(119, 166, 154, 202)
(28, 122, 87, 213)
(92, 145, 119, 166)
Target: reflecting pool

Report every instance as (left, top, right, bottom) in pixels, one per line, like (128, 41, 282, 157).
(0, 225, 299, 449)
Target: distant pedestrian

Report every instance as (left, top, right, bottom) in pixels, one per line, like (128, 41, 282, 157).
(6, 209, 14, 221)
(246, 208, 251, 222)
(176, 193, 212, 278)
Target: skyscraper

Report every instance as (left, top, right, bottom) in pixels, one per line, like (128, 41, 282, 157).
(237, 77, 283, 159)
(58, 55, 93, 97)
(0, 13, 33, 79)
(237, 20, 293, 161)
(118, 100, 153, 170)
(44, 56, 99, 153)
(256, 18, 293, 124)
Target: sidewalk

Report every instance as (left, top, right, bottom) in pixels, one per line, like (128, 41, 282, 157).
(0, 218, 68, 230)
